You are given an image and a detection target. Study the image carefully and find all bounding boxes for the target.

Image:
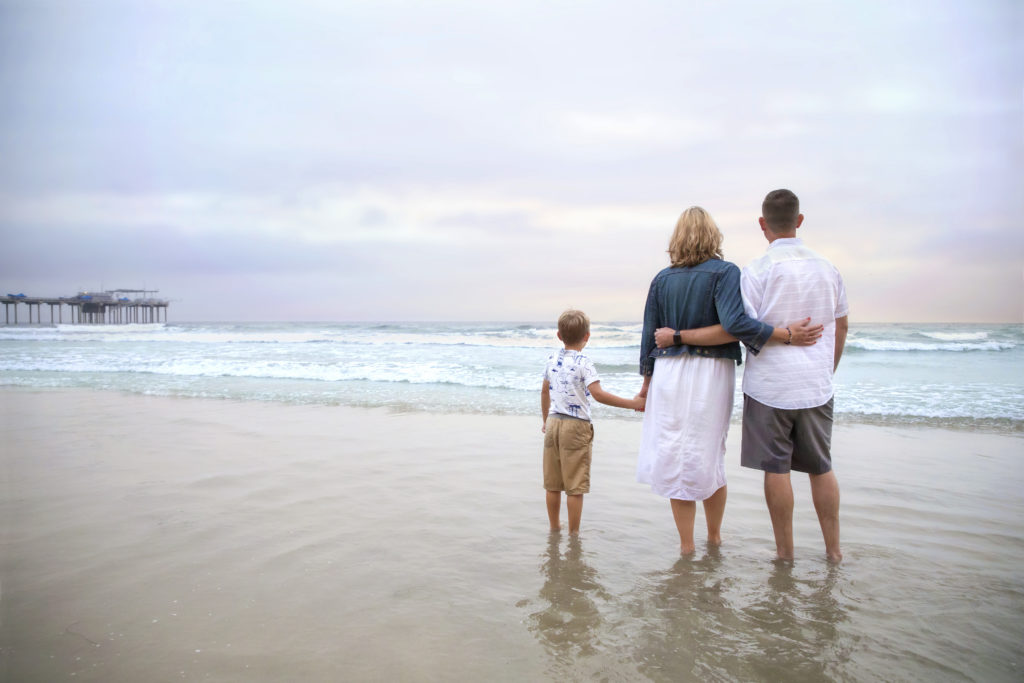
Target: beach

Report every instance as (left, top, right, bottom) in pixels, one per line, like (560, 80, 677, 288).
(2, 388, 1022, 682)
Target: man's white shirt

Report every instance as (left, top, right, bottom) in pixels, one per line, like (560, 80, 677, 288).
(740, 237, 848, 410)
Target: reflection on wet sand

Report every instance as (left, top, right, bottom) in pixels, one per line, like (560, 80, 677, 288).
(736, 561, 850, 681)
(626, 546, 733, 681)
(625, 551, 850, 682)
(526, 534, 611, 675)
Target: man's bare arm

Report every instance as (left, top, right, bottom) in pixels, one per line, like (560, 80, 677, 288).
(653, 324, 733, 348)
(653, 318, 823, 349)
(834, 315, 848, 371)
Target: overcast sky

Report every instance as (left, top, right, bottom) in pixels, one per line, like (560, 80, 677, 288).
(1, 0, 1021, 322)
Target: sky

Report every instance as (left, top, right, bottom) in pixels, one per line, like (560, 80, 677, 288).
(1, 0, 1021, 322)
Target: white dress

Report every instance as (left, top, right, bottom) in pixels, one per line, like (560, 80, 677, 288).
(636, 353, 735, 501)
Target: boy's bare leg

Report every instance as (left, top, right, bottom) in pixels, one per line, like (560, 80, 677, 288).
(809, 471, 842, 563)
(764, 473, 795, 560)
(546, 490, 561, 531)
(566, 494, 583, 534)
(702, 485, 727, 545)
(670, 499, 697, 553)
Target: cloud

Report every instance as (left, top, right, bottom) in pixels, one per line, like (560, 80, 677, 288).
(558, 111, 724, 148)
(0, 0, 1021, 321)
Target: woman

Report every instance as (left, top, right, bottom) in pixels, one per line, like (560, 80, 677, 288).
(637, 206, 819, 553)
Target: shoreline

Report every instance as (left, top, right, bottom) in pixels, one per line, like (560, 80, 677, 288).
(0, 383, 1018, 435)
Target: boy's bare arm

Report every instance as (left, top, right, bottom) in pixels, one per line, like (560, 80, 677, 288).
(541, 379, 551, 432)
(588, 381, 644, 411)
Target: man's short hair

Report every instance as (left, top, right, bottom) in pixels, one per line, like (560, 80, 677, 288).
(558, 309, 590, 345)
(762, 189, 800, 232)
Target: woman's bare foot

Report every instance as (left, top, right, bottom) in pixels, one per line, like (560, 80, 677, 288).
(680, 542, 696, 554)
(707, 534, 722, 546)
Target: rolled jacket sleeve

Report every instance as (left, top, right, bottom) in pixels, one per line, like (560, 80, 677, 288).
(714, 264, 772, 355)
(639, 276, 659, 376)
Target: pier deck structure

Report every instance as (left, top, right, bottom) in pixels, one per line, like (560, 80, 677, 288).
(1, 289, 169, 325)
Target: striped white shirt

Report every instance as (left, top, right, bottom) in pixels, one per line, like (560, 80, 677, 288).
(740, 237, 848, 409)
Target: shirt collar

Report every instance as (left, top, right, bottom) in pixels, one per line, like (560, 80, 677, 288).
(768, 237, 803, 250)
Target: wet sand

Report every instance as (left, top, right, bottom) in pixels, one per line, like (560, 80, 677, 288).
(2, 388, 1022, 681)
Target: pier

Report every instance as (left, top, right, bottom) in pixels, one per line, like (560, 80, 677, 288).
(1, 289, 170, 325)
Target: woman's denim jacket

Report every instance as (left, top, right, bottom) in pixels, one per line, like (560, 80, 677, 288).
(640, 259, 773, 376)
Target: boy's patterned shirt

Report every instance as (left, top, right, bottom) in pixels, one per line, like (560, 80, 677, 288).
(543, 348, 599, 421)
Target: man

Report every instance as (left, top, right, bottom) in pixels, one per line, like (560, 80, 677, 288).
(740, 189, 848, 562)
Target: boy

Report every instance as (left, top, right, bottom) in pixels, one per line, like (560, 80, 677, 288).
(541, 309, 645, 534)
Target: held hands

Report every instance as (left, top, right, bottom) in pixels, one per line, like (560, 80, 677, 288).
(653, 327, 675, 349)
(789, 317, 824, 345)
(543, 393, 643, 429)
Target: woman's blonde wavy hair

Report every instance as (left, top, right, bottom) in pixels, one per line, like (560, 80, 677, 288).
(667, 206, 724, 268)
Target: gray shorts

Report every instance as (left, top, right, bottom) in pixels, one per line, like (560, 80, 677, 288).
(741, 395, 834, 475)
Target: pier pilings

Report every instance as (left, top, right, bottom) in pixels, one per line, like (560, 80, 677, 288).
(2, 294, 170, 326)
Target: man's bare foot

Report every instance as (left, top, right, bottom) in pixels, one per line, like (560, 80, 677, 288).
(707, 534, 722, 546)
(827, 550, 843, 563)
(550, 524, 561, 532)
(680, 543, 696, 554)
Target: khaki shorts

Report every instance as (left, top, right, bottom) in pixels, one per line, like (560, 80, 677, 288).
(741, 395, 834, 475)
(543, 415, 594, 495)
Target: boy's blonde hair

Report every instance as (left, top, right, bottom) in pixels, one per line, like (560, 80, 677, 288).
(558, 309, 590, 345)
(667, 206, 724, 268)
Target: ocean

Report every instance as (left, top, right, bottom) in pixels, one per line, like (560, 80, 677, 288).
(1, 321, 1020, 431)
